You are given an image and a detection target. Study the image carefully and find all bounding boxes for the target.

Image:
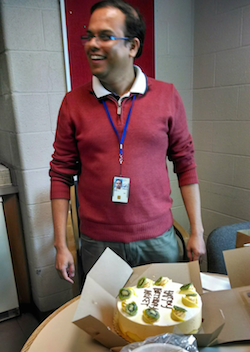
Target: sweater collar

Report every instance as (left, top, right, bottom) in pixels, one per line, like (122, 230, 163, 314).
(92, 65, 147, 99)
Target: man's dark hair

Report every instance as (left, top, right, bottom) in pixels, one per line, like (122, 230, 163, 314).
(90, 0, 146, 58)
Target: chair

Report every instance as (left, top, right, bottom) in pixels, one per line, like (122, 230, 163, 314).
(206, 222, 250, 275)
(173, 219, 189, 262)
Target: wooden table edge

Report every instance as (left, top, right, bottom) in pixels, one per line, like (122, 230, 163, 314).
(21, 296, 80, 352)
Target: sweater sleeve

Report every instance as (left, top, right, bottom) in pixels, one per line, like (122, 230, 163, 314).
(167, 86, 198, 187)
(49, 94, 80, 200)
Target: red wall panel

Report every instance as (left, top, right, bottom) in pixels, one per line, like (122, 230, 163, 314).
(64, 0, 154, 90)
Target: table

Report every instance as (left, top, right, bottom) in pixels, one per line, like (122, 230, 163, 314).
(21, 296, 107, 352)
(21, 275, 250, 352)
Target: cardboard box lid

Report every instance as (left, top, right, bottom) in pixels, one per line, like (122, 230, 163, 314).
(236, 229, 250, 248)
(197, 247, 250, 345)
(73, 248, 132, 348)
(200, 285, 250, 345)
(72, 248, 223, 348)
(124, 260, 203, 294)
(194, 299, 225, 347)
(223, 247, 250, 288)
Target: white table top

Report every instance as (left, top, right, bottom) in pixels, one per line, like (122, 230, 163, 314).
(22, 273, 250, 352)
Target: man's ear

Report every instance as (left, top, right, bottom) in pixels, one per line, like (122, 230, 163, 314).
(129, 38, 140, 58)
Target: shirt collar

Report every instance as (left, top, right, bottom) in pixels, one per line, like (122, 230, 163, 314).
(92, 65, 147, 99)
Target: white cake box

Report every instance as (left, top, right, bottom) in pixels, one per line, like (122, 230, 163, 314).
(72, 248, 226, 349)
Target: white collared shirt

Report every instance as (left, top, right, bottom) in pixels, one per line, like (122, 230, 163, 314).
(92, 65, 147, 99)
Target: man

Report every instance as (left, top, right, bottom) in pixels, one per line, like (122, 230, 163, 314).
(50, 0, 206, 284)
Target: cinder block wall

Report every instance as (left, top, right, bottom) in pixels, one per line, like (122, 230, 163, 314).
(193, 0, 250, 243)
(155, 0, 194, 232)
(0, 0, 73, 311)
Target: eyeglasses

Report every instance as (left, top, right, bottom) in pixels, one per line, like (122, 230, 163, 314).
(81, 33, 130, 44)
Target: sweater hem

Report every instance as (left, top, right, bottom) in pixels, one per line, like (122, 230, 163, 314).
(80, 212, 173, 243)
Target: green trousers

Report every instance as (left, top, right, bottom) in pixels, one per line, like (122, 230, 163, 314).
(80, 226, 179, 275)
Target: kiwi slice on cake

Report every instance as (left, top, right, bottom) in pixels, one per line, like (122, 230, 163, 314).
(171, 305, 187, 321)
(182, 293, 198, 307)
(118, 288, 132, 300)
(137, 276, 147, 288)
(154, 276, 163, 285)
(125, 302, 138, 316)
(142, 308, 160, 324)
(179, 282, 196, 294)
(154, 276, 169, 286)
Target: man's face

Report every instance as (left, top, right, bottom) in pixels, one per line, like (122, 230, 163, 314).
(84, 7, 133, 86)
(116, 180, 122, 189)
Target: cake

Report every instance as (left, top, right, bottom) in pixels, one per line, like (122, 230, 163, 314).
(116, 276, 202, 342)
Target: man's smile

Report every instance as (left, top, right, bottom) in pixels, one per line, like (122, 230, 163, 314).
(89, 54, 106, 61)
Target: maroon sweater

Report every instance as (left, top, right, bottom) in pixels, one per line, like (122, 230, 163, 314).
(50, 77, 198, 242)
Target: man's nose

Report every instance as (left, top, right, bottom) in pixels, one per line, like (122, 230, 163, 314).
(89, 35, 101, 46)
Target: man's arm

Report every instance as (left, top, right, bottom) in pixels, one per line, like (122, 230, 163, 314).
(52, 199, 75, 283)
(180, 184, 206, 261)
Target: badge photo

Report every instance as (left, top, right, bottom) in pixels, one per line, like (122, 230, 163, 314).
(112, 176, 130, 203)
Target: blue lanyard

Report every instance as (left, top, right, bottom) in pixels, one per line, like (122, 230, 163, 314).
(102, 95, 136, 172)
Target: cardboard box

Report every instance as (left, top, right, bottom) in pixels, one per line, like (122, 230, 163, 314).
(201, 284, 250, 345)
(199, 247, 250, 346)
(197, 246, 250, 345)
(223, 246, 250, 288)
(72, 248, 225, 349)
(236, 229, 250, 248)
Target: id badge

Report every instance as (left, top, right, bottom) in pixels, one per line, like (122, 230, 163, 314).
(112, 176, 130, 203)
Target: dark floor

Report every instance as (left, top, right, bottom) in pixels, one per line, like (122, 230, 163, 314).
(0, 308, 43, 352)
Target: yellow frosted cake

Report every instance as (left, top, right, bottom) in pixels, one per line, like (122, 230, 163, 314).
(116, 276, 202, 342)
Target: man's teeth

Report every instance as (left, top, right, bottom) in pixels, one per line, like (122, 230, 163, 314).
(91, 55, 105, 60)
